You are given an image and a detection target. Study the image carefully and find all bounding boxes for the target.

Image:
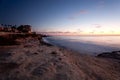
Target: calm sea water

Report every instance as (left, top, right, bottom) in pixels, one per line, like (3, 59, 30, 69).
(43, 36, 120, 55)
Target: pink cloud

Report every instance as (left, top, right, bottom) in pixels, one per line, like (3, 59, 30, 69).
(89, 30, 95, 34)
(40, 31, 78, 35)
(95, 25, 101, 28)
(75, 10, 88, 16)
(94, 24, 102, 28)
(68, 10, 88, 20)
(68, 17, 75, 20)
(110, 31, 114, 33)
(77, 29, 83, 32)
(79, 10, 88, 14)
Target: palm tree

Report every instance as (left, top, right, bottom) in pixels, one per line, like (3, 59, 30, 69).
(1, 24, 4, 27)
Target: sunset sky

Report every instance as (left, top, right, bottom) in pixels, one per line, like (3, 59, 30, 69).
(0, 0, 120, 35)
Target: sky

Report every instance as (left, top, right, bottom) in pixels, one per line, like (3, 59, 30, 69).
(0, 0, 120, 35)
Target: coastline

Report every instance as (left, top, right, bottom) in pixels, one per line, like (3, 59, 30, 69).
(43, 36, 120, 56)
(0, 33, 120, 80)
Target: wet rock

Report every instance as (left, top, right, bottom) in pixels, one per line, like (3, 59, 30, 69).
(97, 51, 120, 60)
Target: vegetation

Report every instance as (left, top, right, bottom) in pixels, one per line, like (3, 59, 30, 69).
(0, 24, 31, 33)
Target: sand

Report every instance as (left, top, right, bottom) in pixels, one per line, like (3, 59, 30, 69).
(0, 34, 120, 80)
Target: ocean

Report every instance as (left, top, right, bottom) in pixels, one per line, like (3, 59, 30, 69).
(43, 36, 120, 55)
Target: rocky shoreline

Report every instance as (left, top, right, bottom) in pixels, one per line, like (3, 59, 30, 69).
(97, 51, 120, 60)
(0, 33, 120, 80)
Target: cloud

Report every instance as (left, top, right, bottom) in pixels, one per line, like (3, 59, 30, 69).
(79, 10, 88, 14)
(75, 10, 88, 16)
(68, 17, 75, 20)
(110, 30, 114, 33)
(95, 25, 101, 28)
(68, 10, 88, 20)
(40, 31, 78, 35)
(77, 29, 83, 32)
(89, 30, 95, 34)
(100, 31, 104, 33)
(94, 24, 102, 28)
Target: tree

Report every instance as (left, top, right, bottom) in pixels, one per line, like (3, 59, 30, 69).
(17, 25, 31, 33)
(11, 26, 17, 32)
(1, 24, 3, 26)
